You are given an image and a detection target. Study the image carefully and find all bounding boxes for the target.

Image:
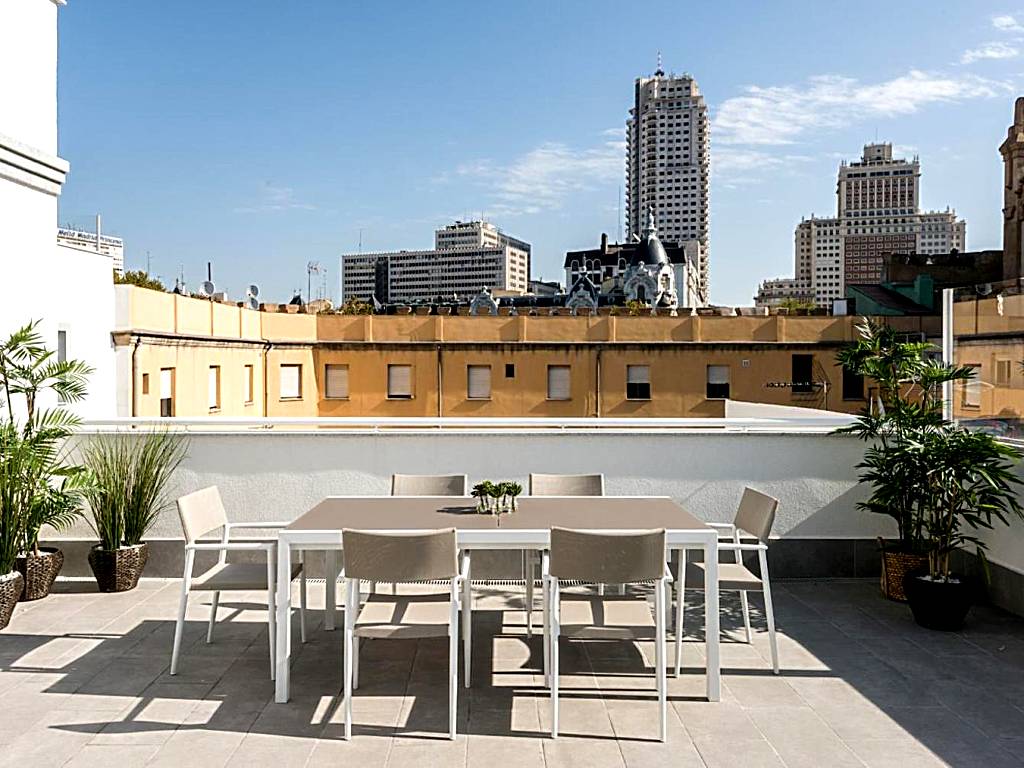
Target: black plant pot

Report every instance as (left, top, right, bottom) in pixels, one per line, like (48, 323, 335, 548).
(904, 574, 973, 631)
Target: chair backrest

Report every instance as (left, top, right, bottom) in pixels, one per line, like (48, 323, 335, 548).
(733, 487, 779, 543)
(549, 527, 665, 584)
(342, 528, 458, 582)
(176, 486, 228, 543)
(529, 473, 605, 496)
(391, 474, 467, 497)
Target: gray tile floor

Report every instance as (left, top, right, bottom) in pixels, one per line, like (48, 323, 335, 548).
(1, 578, 1023, 768)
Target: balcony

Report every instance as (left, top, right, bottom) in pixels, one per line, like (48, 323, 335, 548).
(2, 419, 1023, 766)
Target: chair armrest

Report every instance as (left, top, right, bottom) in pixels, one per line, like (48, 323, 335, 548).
(186, 542, 276, 552)
(706, 522, 734, 529)
(716, 542, 767, 552)
(224, 521, 292, 532)
(458, 551, 471, 581)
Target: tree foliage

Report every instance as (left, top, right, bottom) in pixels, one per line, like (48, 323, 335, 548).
(115, 270, 166, 292)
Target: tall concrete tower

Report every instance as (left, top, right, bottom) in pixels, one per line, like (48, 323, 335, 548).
(625, 65, 709, 303)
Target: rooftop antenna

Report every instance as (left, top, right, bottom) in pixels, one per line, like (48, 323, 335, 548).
(146, 250, 151, 274)
(307, 261, 322, 307)
(655, 51, 664, 76)
(358, 228, 363, 253)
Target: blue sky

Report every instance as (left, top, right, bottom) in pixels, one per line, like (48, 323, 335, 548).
(58, 1, 1024, 305)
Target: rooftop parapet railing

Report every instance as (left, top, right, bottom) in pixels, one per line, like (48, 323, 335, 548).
(77, 415, 858, 435)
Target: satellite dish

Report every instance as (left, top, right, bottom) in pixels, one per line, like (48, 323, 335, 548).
(246, 296, 259, 311)
(247, 284, 260, 298)
(199, 280, 215, 296)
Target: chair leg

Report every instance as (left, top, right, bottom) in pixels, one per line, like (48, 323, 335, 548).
(760, 553, 779, 675)
(449, 580, 459, 741)
(462, 559, 472, 689)
(267, 555, 277, 681)
(542, 576, 550, 687)
(675, 551, 686, 678)
(343, 580, 355, 740)
(740, 590, 752, 644)
(170, 578, 190, 676)
(206, 591, 220, 644)
(298, 552, 307, 644)
(525, 552, 534, 637)
(352, 636, 360, 690)
(550, 578, 560, 739)
(655, 577, 667, 743)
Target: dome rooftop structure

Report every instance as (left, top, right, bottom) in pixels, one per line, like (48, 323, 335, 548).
(629, 208, 670, 267)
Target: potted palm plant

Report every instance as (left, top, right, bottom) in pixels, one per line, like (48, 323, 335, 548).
(904, 425, 1022, 630)
(82, 431, 187, 592)
(837, 318, 973, 601)
(0, 424, 30, 627)
(0, 321, 92, 608)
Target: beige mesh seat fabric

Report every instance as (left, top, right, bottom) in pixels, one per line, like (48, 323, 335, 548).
(341, 528, 471, 741)
(525, 473, 607, 634)
(170, 486, 307, 681)
(529, 473, 605, 497)
(678, 487, 780, 676)
(391, 474, 468, 496)
(543, 527, 671, 742)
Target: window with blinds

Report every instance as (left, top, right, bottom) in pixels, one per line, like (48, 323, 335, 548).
(208, 366, 221, 410)
(325, 364, 350, 399)
(243, 365, 254, 404)
(387, 364, 413, 399)
(547, 365, 571, 401)
(467, 365, 491, 400)
(626, 365, 651, 400)
(706, 365, 730, 399)
(280, 364, 302, 400)
(962, 364, 981, 408)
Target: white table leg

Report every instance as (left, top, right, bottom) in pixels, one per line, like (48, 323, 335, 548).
(703, 536, 720, 702)
(325, 550, 338, 631)
(275, 536, 292, 702)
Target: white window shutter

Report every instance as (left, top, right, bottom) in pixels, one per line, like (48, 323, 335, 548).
(325, 365, 349, 399)
(547, 366, 571, 400)
(627, 365, 650, 384)
(160, 369, 173, 399)
(280, 365, 301, 399)
(467, 365, 491, 399)
(707, 365, 729, 385)
(388, 365, 413, 398)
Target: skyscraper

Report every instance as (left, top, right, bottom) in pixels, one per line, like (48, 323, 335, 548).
(625, 64, 709, 303)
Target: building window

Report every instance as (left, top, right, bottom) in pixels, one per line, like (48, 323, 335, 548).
(160, 368, 175, 417)
(626, 365, 651, 400)
(995, 359, 1012, 387)
(387, 364, 413, 399)
(325, 364, 350, 399)
(706, 365, 729, 399)
(962, 365, 981, 408)
(243, 364, 254, 404)
(141, 373, 150, 395)
(792, 355, 814, 394)
(467, 365, 491, 400)
(842, 366, 864, 400)
(280, 364, 302, 400)
(208, 366, 221, 411)
(505, 363, 515, 378)
(547, 365, 571, 401)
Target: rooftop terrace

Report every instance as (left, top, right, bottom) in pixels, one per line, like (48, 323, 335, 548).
(2, 577, 1022, 768)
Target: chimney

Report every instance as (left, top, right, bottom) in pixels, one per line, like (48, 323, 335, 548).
(600, 232, 608, 253)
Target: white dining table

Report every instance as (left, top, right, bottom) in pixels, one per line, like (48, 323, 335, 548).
(273, 495, 720, 704)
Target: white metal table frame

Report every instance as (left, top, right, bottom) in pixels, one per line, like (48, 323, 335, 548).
(274, 495, 720, 704)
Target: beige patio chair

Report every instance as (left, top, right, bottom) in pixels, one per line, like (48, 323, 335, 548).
(341, 528, 470, 740)
(170, 486, 307, 680)
(678, 487, 780, 676)
(543, 527, 671, 741)
(391, 473, 468, 496)
(525, 474, 606, 634)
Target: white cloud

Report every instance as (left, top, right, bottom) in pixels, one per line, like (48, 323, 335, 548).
(993, 14, 1024, 33)
(453, 135, 624, 217)
(961, 41, 1019, 64)
(233, 183, 317, 214)
(714, 69, 1013, 148)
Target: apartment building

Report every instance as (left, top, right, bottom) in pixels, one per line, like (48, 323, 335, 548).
(625, 65, 709, 303)
(762, 143, 966, 306)
(339, 221, 531, 303)
(114, 285, 942, 420)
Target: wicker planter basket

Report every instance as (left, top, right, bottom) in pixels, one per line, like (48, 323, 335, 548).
(16, 548, 64, 601)
(0, 571, 24, 630)
(88, 543, 149, 593)
(879, 539, 928, 602)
